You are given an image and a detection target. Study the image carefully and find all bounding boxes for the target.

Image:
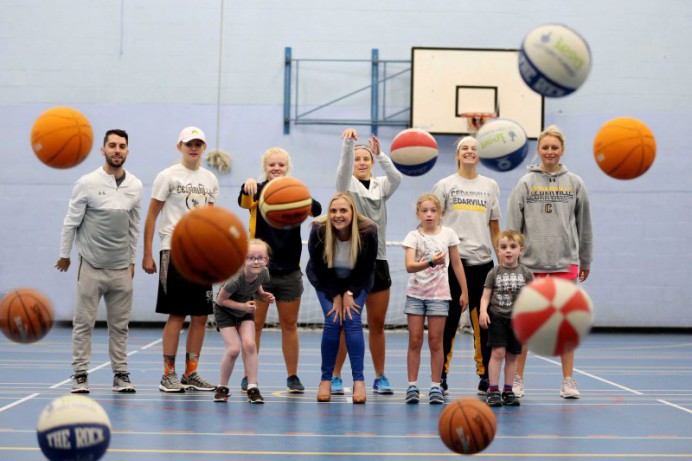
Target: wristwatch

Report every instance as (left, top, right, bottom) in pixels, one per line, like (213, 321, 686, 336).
(345, 290, 354, 297)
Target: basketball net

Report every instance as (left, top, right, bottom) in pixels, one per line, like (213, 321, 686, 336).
(460, 112, 497, 135)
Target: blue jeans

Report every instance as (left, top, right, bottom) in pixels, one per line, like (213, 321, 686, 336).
(316, 290, 367, 382)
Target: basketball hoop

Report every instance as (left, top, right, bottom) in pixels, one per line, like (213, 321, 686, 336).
(460, 112, 497, 134)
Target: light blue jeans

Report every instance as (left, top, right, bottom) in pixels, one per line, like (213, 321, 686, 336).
(316, 290, 368, 382)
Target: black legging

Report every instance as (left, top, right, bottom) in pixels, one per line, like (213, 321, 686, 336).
(442, 259, 494, 381)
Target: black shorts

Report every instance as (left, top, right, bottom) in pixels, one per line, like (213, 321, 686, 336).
(487, 313, 522, 355)
(213, 303, 255, 329)
(370, 259, 392, 293)
(264, 269, 304, 303)
(155, 251, 213, 316)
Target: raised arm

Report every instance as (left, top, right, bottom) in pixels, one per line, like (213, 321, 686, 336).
(336, 129, 357, 192)
(371, 135, 402, 198)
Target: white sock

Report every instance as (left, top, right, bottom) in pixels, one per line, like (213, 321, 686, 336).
(408, 381, 418, 387)
(431, 382, 441, 389)
(247, 384, 257, 390)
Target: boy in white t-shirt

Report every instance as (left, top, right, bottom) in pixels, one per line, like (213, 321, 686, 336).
(401, 194, 468, 404)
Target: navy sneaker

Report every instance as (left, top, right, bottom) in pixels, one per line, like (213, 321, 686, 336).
(477, 377, 490, 396)
(405, 385, 420, 404)
(486, 390, 502, 407)
(502, 390, 520, 406)
(286, 375, 305, 394)
(440, 377, 449, 396)
(429, 387, 445, 404)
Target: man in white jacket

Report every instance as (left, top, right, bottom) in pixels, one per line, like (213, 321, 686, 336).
(56, 129, 143, 394)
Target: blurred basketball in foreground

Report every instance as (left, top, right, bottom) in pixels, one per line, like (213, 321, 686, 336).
(259, 177, 312, 229)
(476, 118, 529, 172)
(171, 206, 248, 285)
(519, 23, 591, 97)
(439, 397, 497, 455)
(593, 117, 656, 180)
(37, 394, 111, 461)
(512, 277, 594, 356)
(390, 128, 438, 176)
(31, 106, 93, 168)
(0, 288, 54, 343)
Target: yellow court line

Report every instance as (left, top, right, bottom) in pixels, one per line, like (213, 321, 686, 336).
(0, 448, 691, 457)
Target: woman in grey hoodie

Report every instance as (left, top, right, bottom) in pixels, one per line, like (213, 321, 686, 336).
(506, 125, 593, 399)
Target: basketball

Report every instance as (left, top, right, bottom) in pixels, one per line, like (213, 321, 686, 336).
(0, 288, 54, 343)
(37, 395, 111, 461)
(171, 206, 249, 285)
(31, 107, 94, 169)
(593, 117, 656, 180)
(259, 177, 313, 229)
(477, 118, 529, 172)
(438, 397, 497, 455)
(519, 24, 591, 97)
(512, 278, 594, 356)
(390, 128, 438, 176)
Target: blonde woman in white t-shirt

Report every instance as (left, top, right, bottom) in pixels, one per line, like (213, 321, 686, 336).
(142, 127, 220, 394)
(401, 194, 468, 404)
(432, 136, 501, 396)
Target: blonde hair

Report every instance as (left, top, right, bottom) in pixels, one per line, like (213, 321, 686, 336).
(415, 193, 442, 227)
(260, 147, 292, 180)
(537, 125, 565, 149)
(247, 238, 271, 258)
(314, 192, 372, 268)
(495, 229, 525, 248)
(455, 136, 478, 170)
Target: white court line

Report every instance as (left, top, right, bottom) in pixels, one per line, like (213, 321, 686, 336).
(657, 399, 692, 414)
(534, 355, 644, 395)
(0, 337, 163, 411)
(0, 394, 40, 414)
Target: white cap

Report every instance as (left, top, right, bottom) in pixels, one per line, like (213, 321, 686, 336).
(177, 126, 206, 144)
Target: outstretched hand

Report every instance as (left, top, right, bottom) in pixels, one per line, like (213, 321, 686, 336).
(369, 134, 381, 156)
(341, 128, 358, 140)
(243, 178, 258, 197)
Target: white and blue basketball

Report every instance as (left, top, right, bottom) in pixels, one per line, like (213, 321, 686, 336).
(390, 128, 438, 176)
(477, 118, 529, 172)
(518, 24, 591, 97)
(37, 395, 111, 461)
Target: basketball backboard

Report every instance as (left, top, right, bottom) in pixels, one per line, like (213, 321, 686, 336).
(411, 47, 544, 139)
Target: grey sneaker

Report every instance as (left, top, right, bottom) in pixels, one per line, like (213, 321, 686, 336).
(486, 390, 502, 407)
(113, 372, 136, 393)
(247, 387, 264, 404)
(71, 373, 89, 394)
(429, 387, 445, 405)
(181, 372, 216, 391)
(405, 385, 420, 404)
(286, 375, 305, 394)
(159, 373, 186, 393)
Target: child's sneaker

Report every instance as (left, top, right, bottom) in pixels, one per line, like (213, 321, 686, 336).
(240, 376, 248, 392)
(112, 372, 135, 393)
(247, 387, 264, 404)
(405, 385, 420, 404)
(159, 373, 186, 393)
(286, 375, 305, 393)
(440, 377, 449, 396)
(512, 373, 524, 398)
(71, 373, 89, 394)
(560, 377, 580, 399)
(501, 390, 520, 406)
(331, 376, 345, 395)
(486, 390, 502, 407)
(214, 385, 229, 402)
(373, 375, 394, 394)
(429, 387, 445, 404)
(181, 372, 216, 391)
(477, 377, 490, 395)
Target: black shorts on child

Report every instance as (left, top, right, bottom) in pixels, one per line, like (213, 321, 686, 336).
(487, 312, 523, 355)
(213, 303, 255, 329)
(155, 251, 213, 316)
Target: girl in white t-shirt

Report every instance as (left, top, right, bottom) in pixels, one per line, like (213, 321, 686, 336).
(401, 194, 468, 404)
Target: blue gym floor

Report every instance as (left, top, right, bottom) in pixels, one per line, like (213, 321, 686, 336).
(0, 326, 690, 460)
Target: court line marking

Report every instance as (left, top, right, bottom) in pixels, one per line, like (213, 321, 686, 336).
(0, 394, 40, 414)
(534, 355, 644, 395)
(0, 447, 690, 457)
(657, 399, 692, 414)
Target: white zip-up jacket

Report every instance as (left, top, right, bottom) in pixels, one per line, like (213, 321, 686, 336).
(59, 167, 143, 269)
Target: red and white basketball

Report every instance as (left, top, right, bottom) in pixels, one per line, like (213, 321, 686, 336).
(390, 128, 438, 176)
(512, 278, 594, 356)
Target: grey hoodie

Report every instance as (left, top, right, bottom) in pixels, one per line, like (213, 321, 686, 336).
(506, 165, 592, 272)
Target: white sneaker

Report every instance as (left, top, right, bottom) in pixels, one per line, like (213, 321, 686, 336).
(512, 373, 524, 398)
(560, 377, 580, 399)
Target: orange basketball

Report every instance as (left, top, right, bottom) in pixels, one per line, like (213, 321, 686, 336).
(438, 398, 497, 455)
(0, 288, 54, 343)
(31, 106, 93, 169)
(593, 117, 656, 180)
(259, 177, 312, 229)
(171, 206, 248, 285)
